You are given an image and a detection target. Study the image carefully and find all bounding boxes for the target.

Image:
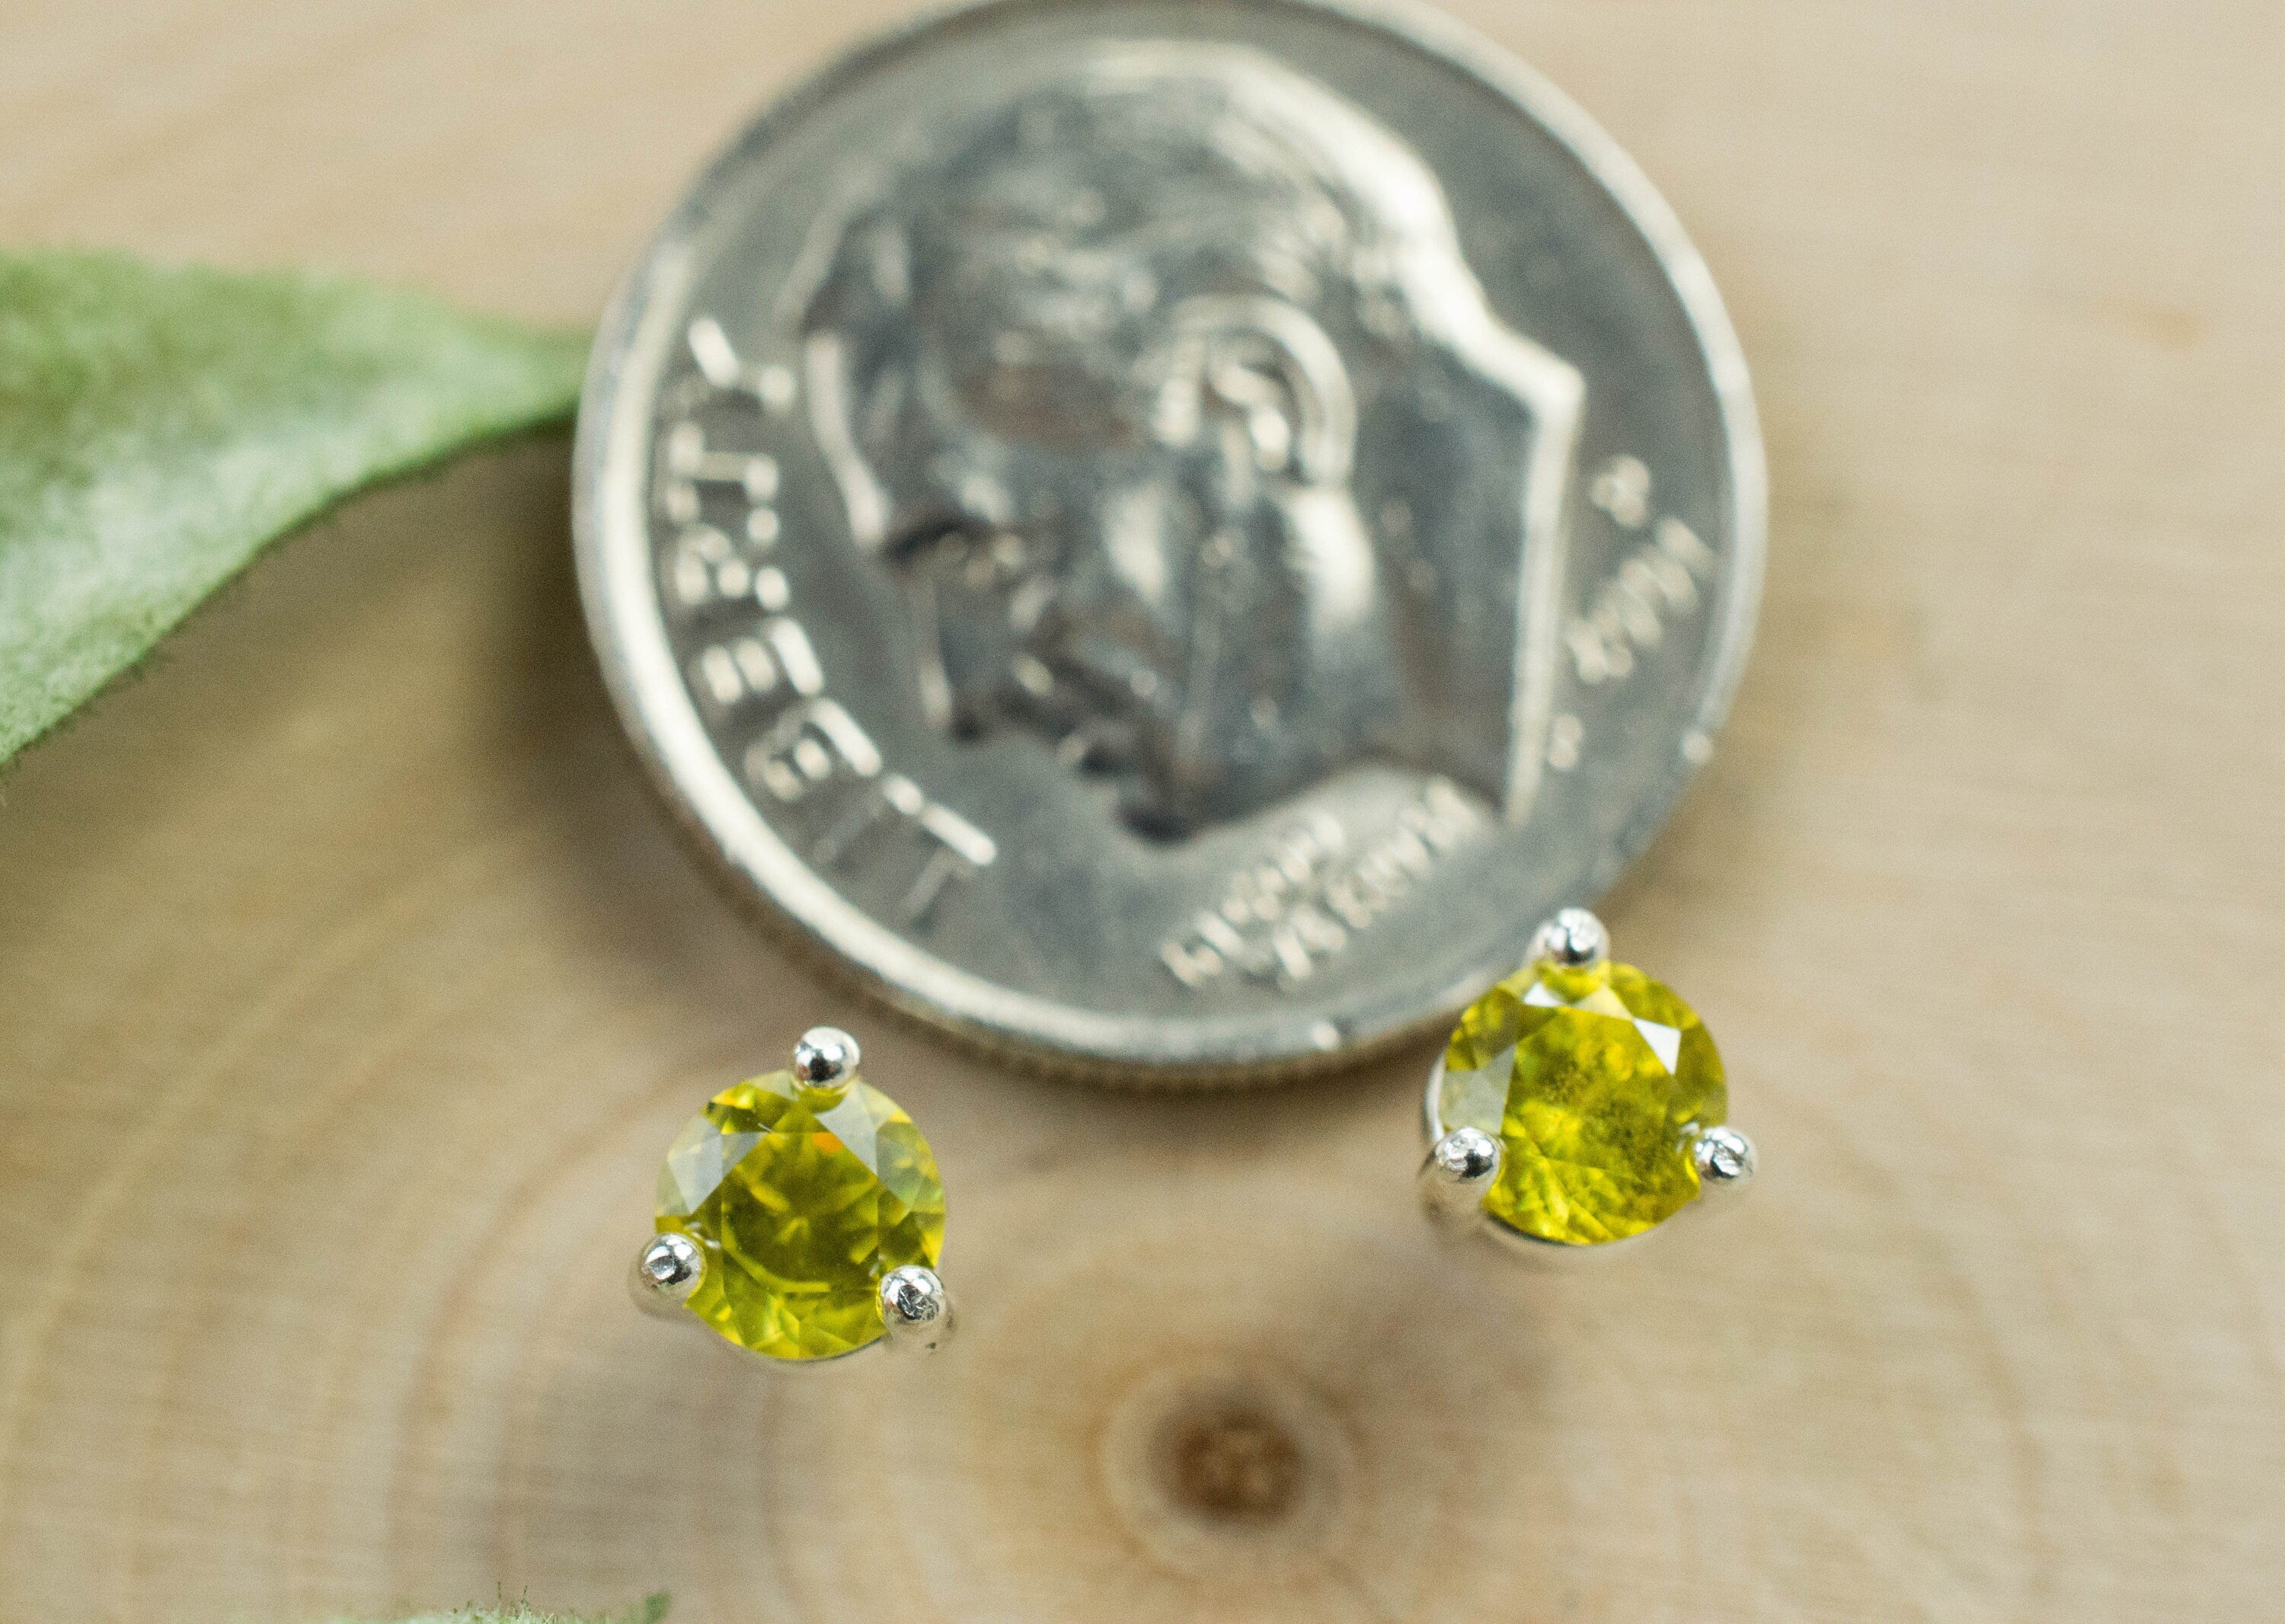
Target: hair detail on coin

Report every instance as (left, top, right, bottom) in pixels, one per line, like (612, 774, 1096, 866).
(791, 42, 1586, 839)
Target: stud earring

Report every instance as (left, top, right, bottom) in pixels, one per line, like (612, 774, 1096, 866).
(633, 1025, 954, 1362)
(1418, 909, 1756, 1255)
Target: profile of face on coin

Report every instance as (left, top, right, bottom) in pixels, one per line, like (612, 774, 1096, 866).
(576, 0, 1762, 1078)
(796, 46, 1583, 838)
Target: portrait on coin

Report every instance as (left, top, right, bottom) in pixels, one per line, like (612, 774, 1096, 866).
(794, 42, 1585, 837)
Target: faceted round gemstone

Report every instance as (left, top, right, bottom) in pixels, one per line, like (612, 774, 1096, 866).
(1438, 958, 1726, 1245)
(654, 1069, 944, 1360)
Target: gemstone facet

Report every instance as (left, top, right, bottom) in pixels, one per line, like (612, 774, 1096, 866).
(654, 1069, 945, 1360)
(1439, 957, 1727, 1245)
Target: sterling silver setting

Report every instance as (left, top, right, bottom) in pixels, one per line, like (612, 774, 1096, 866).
(791, 1023, 861, 1088)
(633, 1025, 955, 1368)
(878, 1263, 956, 1355)
(630, 1232, 705, 1317)
(1417, 908, 1756, 1263)
(1528, 906, 1609, 969)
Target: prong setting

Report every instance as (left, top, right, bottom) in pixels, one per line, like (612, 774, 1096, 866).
(631, 1232, 705, 1318)
(1423, 1047, 1755, 1264)
(879, 1264, 955, 1355)
(791, 1025, 860, 1100)
(1529, 906, 1609, 969)
(639, 1025, 951, 1370)
(1692, 1125, 1757, 1191)
(1418, 1127, 1501, 1231)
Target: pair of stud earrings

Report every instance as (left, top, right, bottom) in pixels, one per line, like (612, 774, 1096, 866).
(631, 907, 1758, 1367)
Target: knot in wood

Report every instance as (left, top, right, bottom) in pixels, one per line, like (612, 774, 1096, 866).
(1160, 1402, 1304, 1523)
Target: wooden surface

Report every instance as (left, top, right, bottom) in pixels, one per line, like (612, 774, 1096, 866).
(3, 2, 2282, 1620)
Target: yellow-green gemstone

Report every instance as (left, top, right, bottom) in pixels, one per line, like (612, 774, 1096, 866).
(654, 1069, 944, 1360)
(1439, 958, 1726, 1245)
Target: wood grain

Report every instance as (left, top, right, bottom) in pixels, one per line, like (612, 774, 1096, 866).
(2, 2, 2281, 1620)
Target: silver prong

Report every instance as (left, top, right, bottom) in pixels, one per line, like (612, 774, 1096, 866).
(1693, 1125, 1757, 1193)
(878, 1264, 954, 1355)
(631, 1232, 705, 1319)
(1529, 907, 1609, 968)
(1418, 1127, 1501, 1229)
(791, 1025, 860, 1100)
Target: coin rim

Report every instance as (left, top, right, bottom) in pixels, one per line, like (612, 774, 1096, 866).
(570, 0, 1766, 1082)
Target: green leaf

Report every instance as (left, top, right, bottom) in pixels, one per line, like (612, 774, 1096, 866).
(0, 249, 588, 767)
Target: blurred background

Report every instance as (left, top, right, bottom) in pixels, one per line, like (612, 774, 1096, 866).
(1, 2, 2279, 1621)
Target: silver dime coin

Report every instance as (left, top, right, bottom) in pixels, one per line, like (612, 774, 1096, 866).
(574, 0, 1764, 1081)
